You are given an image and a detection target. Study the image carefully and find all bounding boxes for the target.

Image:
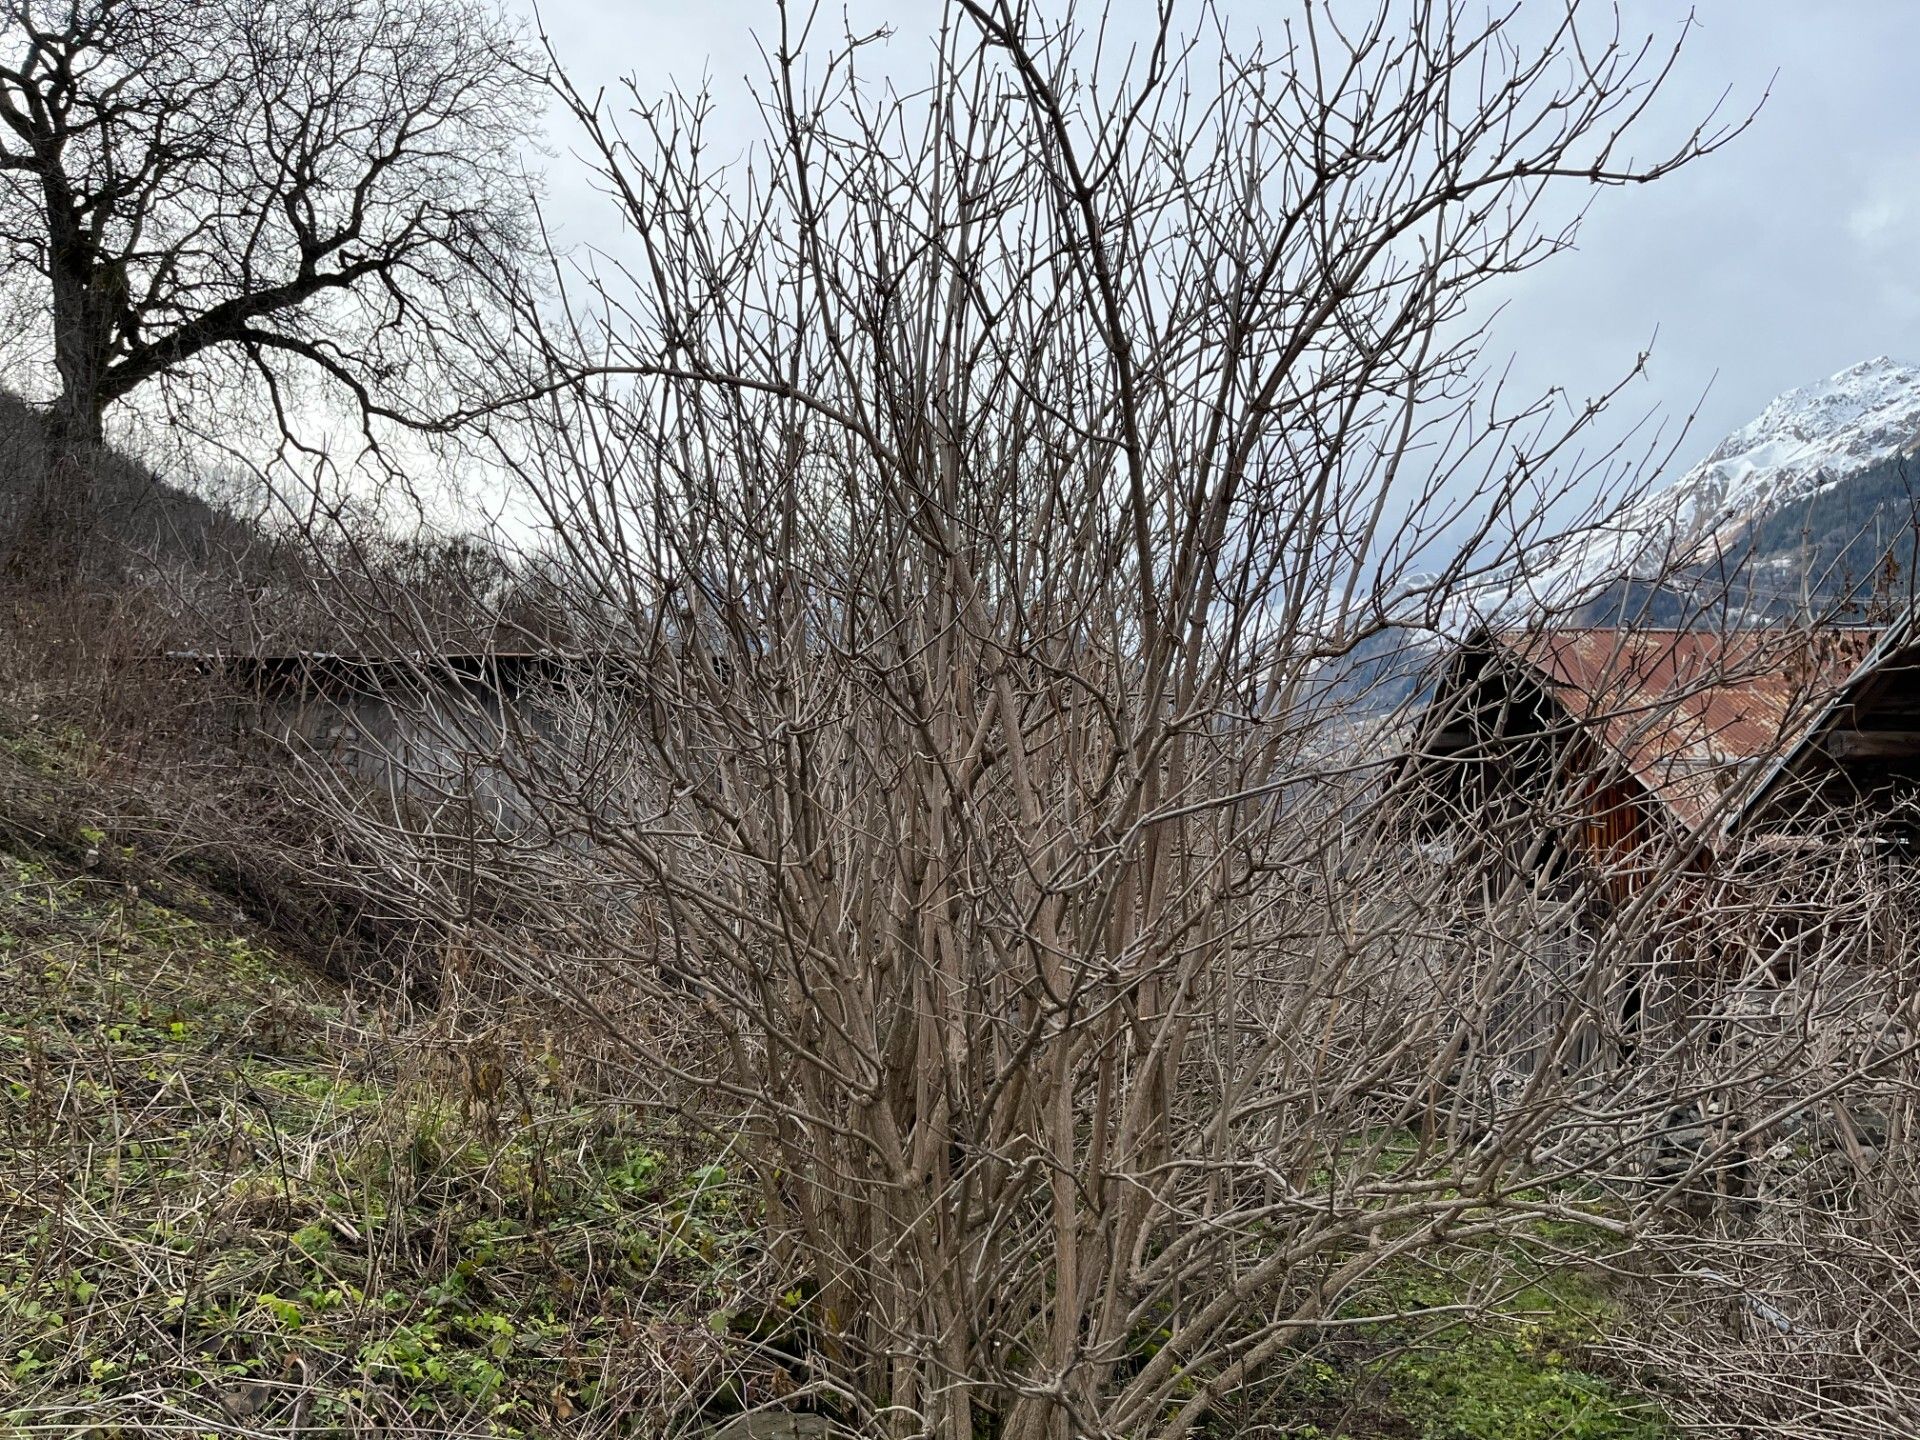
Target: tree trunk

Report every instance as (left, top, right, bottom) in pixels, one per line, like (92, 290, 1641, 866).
(6, 234, 109, 586)
(4, 443, 99, 589)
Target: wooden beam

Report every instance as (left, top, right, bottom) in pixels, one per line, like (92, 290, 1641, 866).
(1819, 730, 1920, 761)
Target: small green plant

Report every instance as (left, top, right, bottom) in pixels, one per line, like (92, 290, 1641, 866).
(255, 1293, 304, 1329)
(1384, 1331, 1667, 1440)
(607, 1144, 666, 1197)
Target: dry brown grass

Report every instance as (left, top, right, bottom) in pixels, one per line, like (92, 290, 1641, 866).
(0, 716, 806, 1438)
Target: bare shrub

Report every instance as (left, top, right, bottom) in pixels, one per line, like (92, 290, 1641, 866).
(267, 6, 1760, 1437)
(238, 3, 1920, 1438)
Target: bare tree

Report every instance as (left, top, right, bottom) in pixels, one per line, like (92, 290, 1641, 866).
(255, 3, 1920, 1438)
(0, 0, 536, 571)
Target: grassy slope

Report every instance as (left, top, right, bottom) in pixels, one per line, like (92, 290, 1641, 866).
(0, 759, 781, 1435)
(0, 721, 1671, 1439)
(1287, 1242, 1672, 1440)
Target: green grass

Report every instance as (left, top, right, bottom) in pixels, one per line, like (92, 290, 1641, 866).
(1254, 1233, 1667, 1440)
(1381, 1328, 1665, 1440)
(0, 839, 778, 1436)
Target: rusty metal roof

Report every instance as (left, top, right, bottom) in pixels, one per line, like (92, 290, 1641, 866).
(1723, 612, 1920, 834)
(1489, 627, 1881, 832)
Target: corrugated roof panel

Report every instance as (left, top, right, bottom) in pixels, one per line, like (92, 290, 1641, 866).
(1490, 627, 1879, 832)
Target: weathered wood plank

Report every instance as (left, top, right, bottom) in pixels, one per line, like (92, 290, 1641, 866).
(1821, 730, 1920, 761)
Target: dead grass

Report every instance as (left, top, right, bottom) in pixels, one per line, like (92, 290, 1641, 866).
(0, 705, 1679, 1440)
(0, 813, 801, 1436)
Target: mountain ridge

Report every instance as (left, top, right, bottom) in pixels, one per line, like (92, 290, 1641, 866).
(1330, 359, 1920, 712)
(1486, 356, 1920, 627)
(1658, 355, 1920, 559)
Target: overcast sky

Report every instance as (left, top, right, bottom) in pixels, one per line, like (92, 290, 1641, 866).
(519, 0, 1920, 480)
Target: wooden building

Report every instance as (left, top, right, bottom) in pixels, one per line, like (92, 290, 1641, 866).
(1728, 618, 1920, 844)
(1395, 626, 1883, 1073)
(174, 650, 620, 830)
(1400, 626, 1880, 899)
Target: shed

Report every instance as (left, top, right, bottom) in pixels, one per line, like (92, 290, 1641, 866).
(1726, 615, 1920, 845)
(1395, 626, 1880, 1073)
(171, 649, 655, 830)
(1399, 626, 1879, 901)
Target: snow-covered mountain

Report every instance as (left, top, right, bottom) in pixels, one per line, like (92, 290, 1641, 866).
(1660, 355, 1920, 544)
(1463, 356, 1920, 624)
(1325, 358, 1920, 712)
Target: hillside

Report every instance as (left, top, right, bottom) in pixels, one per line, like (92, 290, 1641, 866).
(0, 721, 782, 1436)
(1569, 357, 1920, 623)
(0, 392, 252, 579)
(1334, 358, 1920, 710)
(1664, 356, 1920, 534)
(0, 710, 1677, 1440)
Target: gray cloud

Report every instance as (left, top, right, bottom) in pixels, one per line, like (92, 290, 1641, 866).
(1492, 1, 1920, 460)
(522, 1, 1920, 476)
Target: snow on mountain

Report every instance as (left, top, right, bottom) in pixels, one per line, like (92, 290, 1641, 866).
(1340, 358, 1920, 714)
(1439, 357, 1920, 627)
(1663, 355, 1920, 531)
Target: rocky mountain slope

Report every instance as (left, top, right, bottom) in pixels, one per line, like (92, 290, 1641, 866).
(1666, 356, 1920, 537)
(1563, 356, 1920, 623)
